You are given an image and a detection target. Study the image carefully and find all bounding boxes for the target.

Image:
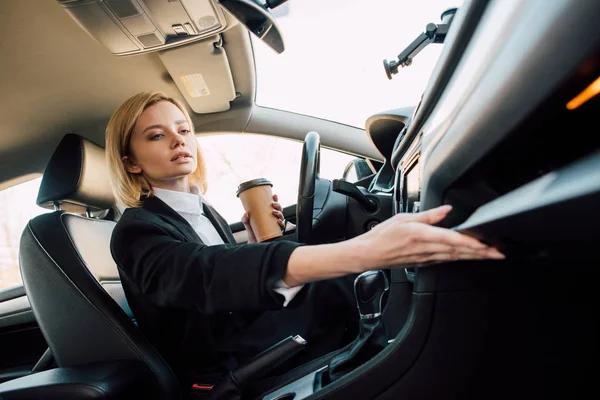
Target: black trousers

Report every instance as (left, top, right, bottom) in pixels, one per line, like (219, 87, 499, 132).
(217, 273, 360, 380)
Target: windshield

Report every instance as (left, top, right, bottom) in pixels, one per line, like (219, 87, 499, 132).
(253, 0, 462, 128)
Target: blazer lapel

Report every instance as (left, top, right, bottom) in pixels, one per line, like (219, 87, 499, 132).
(202, 202, 236, 244)
(142, 195, 203, 243)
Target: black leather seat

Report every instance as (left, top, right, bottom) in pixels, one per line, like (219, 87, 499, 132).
(17, 134, 182, 398)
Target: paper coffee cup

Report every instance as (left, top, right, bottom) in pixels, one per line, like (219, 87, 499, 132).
(236, 178, 283, 243)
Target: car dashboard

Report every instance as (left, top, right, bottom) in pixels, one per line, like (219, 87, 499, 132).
(384, 0, 600, 260)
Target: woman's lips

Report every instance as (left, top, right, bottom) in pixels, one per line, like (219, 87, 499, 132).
(172, 155, 192, 163)
(171, 152, 192, 162)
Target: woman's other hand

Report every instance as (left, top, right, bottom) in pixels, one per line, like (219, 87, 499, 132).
(271, 194, 285, 231)
(241, 212, 257, 244)
(241, 194, 285, 244)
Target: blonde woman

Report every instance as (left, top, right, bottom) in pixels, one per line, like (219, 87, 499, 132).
(106, 91, 504, 390)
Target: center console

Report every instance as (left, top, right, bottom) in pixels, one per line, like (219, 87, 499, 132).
(261, 271, 390, 400)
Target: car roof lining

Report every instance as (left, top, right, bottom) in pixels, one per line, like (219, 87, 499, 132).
(0, 0, 380, 189)
(0, 1, 255, 186)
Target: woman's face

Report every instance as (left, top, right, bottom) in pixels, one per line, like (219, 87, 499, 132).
(124, 100, 198, 192)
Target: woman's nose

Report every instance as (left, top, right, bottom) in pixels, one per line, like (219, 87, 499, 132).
(171, 132, 185, 147)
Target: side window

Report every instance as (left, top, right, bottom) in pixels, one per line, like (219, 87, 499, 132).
(197, 134, 356, 223)
(0, 177, 51, 290)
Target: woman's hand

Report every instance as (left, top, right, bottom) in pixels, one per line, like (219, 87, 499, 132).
(358, 205, 504, 266)
(284, 205, 504, 287)
(271, 194, 286, 231)
(240, 212, 257, 244)
(241, 194, 285, 244)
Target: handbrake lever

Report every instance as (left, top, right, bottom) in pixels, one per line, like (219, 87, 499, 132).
(208, 335, 307, 399)
(233, 335, 307, 384)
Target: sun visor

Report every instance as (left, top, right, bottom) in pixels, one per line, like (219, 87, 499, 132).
(159, 36, 236, 113)
(57, 0, 228, 56)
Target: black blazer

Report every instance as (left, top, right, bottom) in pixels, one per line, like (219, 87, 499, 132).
(110, 195, 301, 384)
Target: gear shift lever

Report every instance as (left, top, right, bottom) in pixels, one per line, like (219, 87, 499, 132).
(355, 270, 389, 319)
(321, 271, 389, 385)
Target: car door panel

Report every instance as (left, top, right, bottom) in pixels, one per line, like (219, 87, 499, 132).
(0, 287, 47, 383)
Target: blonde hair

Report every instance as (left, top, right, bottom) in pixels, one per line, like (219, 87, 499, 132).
(105, 91, 207, 208)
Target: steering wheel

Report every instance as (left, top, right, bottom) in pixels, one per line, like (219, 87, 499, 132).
(296, 132, 321, 244)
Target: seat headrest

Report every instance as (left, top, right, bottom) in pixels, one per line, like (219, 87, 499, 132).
(37, 134, 114, 213)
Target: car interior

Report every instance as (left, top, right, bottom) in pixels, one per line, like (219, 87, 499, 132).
(0, 0, 599, 399)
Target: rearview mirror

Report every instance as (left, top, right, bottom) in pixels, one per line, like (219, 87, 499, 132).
(218, 0, 286, 53)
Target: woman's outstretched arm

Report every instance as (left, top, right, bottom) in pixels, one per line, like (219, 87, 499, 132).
(283, 206, 504, 287)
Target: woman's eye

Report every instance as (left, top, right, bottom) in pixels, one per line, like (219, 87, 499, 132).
(179, 129, 190, 135)
(150, 133, 163, 140)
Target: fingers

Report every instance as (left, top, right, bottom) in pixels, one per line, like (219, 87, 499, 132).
(404, 242, 455, 256)
(408, 223, 488, 250)
(241, 212, 249, 224)
(400, 250, 498, 266)
(371, 208, 505, 268)
(272, 210, 285, 229)
(245, 209, 285, 229)
(431, 247, 504, 261)
(402, 239, 504, 260)
(273, 194, 279, 202)
(271, 201, 283, 212)
(395, 205, 452, 225)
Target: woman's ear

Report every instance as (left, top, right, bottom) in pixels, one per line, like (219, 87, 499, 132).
(122, 156, 142, 174)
